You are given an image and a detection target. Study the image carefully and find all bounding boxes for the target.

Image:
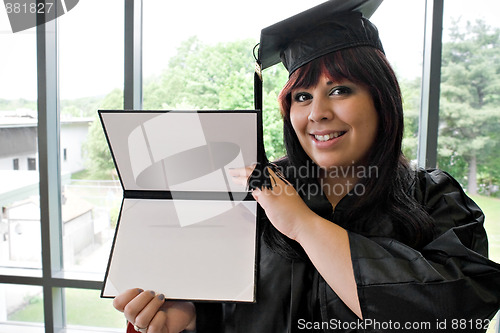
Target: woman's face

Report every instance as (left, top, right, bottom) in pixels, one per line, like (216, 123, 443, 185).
(290, 75, 378, 170)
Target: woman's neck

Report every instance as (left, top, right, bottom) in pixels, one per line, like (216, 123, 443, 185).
(319, 167, 360, 209)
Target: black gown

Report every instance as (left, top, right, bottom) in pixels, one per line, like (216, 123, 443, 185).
(194, 164, 500, 333)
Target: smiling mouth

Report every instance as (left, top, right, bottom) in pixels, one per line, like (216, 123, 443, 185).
(313, 131, 347, 142)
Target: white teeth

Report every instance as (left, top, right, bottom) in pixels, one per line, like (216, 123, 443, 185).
(314, 132, 344, 141)
(315, 134, 328, 141)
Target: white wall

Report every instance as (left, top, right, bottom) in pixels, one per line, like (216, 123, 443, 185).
(0, 118, 93, 174)
(60, 120, 92, 175)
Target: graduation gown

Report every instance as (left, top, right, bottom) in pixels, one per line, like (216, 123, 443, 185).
(194, 167, 500, 333)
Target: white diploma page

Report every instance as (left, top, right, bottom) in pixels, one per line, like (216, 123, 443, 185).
(99, 110, 258, 302)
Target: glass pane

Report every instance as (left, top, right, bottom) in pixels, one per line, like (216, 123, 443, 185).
(371, 0, 425, 162)
(0, 284, 43, 327)
(58, 0, 124, 274)
(441, 0, 500, 266)
(143, 0, 424, 162)
(0, 6, 41, 270)
(64, 288, 125, 330)
(142, 0, 327, 162)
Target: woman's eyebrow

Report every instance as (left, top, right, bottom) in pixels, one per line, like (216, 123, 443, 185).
(326, 79, 349, 85)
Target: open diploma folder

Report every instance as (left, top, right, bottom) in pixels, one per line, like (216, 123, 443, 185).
(99, 110, 258, 302)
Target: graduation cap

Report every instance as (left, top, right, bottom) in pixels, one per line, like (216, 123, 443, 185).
(257, 0, 383, 77)
(250, 0, 384, 190)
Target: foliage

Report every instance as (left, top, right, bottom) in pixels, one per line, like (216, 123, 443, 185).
(142, 37, 288, 161)
(0, 98, 37, 111)
(144, 37, 256, 110)
(438, 19, 500, 194)
(81, 88, 123, 179)
(81, 37, 289, 178)
(61, 96, 104, 118)
(262, 65, 289, 161)
(400, 76, 421, 161)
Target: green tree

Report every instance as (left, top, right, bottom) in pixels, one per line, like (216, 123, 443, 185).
(438, 19, 500, 194)
(400, 76, 421, 161)
(83, 37, 289, 178)
(143, 37, 287, 160)
(144, 37, 256, 110)
(262, 65, 289, 160)
(0, 98, 36, 112)
(81, 88, 123, 179)
(61, 96, 103, 118)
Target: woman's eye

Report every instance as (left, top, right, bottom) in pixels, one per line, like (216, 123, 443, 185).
(293, 92, 312, 102)
(330, 86, 352, 96)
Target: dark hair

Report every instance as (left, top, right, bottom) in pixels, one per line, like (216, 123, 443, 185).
(265, 46, 434, 258)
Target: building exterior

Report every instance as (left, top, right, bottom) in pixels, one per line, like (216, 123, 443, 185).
(0, 110, 93, 175)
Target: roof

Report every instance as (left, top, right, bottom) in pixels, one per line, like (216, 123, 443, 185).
(0, 110, 93, 128)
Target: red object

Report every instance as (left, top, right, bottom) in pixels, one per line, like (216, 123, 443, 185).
(126, 322, 136, 333)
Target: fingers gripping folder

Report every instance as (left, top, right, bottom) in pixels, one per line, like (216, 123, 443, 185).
(99, 110, 259, 302)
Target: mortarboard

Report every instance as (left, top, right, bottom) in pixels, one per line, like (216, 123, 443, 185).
(257, 0, 384, 76)
(249, 0, 384, 190)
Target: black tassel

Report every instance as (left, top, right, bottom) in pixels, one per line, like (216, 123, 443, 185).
(248, 162, 289, 191)
(248, 53, 288, 191)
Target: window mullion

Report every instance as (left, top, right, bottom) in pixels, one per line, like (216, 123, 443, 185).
(36, 4, 65, 332)
(417, 0, 443, 169)
(124, 0, 143, 109)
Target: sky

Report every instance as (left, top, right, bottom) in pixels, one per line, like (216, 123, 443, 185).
(1, 0, 500, 101)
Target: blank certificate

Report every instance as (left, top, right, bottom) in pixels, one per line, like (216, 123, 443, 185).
(100, 110, 259, 302)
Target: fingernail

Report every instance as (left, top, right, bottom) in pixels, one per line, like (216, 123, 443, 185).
(157, 294, 165, 301)
(137, 288, 144, 293)
(149, 290, 155, 296)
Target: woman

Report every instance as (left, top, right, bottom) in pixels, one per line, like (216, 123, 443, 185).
(113, 1, 500, 332)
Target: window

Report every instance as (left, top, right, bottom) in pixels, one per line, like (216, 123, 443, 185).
(440, 0, 500, 261)
(440, 1, 500, 329)
(27, 157, 36, 171)
(0, 1, 42, 329)
(0, 0, 41, 277)
(142, 0, 327, 161)
(372, 0, 425, 162)
(58, 0, 124, 278)
(0, 0, 125, 331)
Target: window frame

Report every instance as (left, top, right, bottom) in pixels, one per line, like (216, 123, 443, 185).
(417, 0, 443, 169)
(0, 1, 136, 332)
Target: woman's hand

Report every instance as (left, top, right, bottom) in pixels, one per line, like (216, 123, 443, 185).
(229, 166, 314, 240)
(230, 166, 361, 317)
(252, 168, 314, 240)
(228, 165, 255, 187)
(113, 288, 196, 333)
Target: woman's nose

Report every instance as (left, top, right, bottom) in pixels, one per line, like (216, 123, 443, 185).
(308, 98, 332, 122)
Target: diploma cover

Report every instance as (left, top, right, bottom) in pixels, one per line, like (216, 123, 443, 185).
(99, 110, 258, 302)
